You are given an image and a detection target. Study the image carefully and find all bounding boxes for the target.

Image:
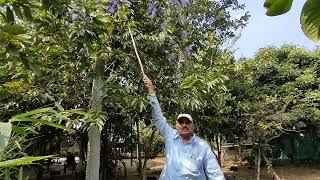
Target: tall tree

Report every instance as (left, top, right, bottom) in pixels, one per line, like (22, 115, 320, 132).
(1, 0, 249, 179)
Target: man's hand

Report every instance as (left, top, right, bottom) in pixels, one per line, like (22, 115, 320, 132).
(143, 75, 155, 94)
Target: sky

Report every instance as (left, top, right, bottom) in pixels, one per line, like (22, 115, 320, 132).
(233, 0, 319, 59)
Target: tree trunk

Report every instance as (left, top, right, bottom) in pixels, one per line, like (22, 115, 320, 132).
(78, 132, 87, 180)
(131, 124, 133, 166)
(256, 144, 261, 180)
(236, 137, 242, 161)
(141, 129, 156, 180)
(215, 134, 222, 166)
(79, 132, 87, 169)
(86, 126, 101, 180)
(136, 120, 143, 180)
(121, 160, 127, 177)
(262, 151, 281, 180)
(219, 134, 223, 165)
(86, 58, 104, 180)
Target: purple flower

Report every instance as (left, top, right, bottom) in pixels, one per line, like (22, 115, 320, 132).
(160, 23, 165, 30)
(106, 0, 119, 14)
(106, 6, 117, 14)
(71, 13, 79, 21)
(183, 46, 192, 54)
(170, 0, 181, 11)
(147, 3, 157, 16)
(181, 30, 188, 38)
(84, 16, 92, 22)
(170, 0, 179, 4)
(181, 0, 189, 6)
(109, 0, 119, 6)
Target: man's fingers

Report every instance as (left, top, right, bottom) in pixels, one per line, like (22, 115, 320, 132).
(143, 79, 149, 87)
(143, 75, 148, 80)
(143, 75, 154, 93)
(143, 77, 151, 84)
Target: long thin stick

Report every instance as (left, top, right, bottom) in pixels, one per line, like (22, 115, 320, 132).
(128, 26, 145, 76)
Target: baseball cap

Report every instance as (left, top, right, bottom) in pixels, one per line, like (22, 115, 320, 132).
(177, 113, 193, 123)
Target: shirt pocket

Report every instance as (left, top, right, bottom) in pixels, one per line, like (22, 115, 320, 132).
(183, 154, 202, 174)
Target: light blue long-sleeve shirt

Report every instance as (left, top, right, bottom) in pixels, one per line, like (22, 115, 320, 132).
(148, 93, 225, 180)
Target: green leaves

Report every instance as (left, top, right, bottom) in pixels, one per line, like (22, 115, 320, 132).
(245, 45, 320, 140)
(12, 5, 23, 19)
(10, 107, 75, 132)
(264, 0, 320, 42)
(10, 118, 74, 131)
(300, 0, 320, 42)
(0, 0, 249, 177)
(62, 109, 90, 115)
(18, 167, 23, 180)
(3, 4, 32, 23)
(264, 0, 293, 16)
(0, 155, 55, 167)
(0, 122, 12, 153)
(6, 6, 14, 23)
(22, 6, 32, 21)
(11, 108, 54, 119)
(180, 74, 202, 90)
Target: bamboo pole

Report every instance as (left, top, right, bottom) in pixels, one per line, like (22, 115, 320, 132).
(128, 26, 145, 76)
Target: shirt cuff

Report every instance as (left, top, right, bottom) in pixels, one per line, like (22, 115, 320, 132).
(148, 92, 156, 96)
(147, 92, 158, 104)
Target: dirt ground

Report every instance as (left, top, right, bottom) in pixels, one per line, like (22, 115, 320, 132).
(222, 161, 320, 180)
(118, 157, 320, 180)
(25, 157, 320, 180)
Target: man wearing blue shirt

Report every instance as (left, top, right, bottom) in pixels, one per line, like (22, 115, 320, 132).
(143, 75, 225, 180)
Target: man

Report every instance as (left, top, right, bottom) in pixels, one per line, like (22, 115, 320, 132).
(143, 75, 225, 180)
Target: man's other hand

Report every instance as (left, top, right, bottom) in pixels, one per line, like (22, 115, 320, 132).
(143, 75, 155, 94)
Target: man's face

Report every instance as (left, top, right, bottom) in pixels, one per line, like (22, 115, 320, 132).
(176, 117, 195, 139)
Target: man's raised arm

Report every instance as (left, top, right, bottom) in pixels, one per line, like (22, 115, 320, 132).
(143, 75, 174, 139)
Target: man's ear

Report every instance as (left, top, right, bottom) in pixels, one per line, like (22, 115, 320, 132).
(192, 123, 197, 131)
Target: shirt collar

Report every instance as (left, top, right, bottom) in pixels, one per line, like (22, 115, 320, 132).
(174, 130, 196, 144)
